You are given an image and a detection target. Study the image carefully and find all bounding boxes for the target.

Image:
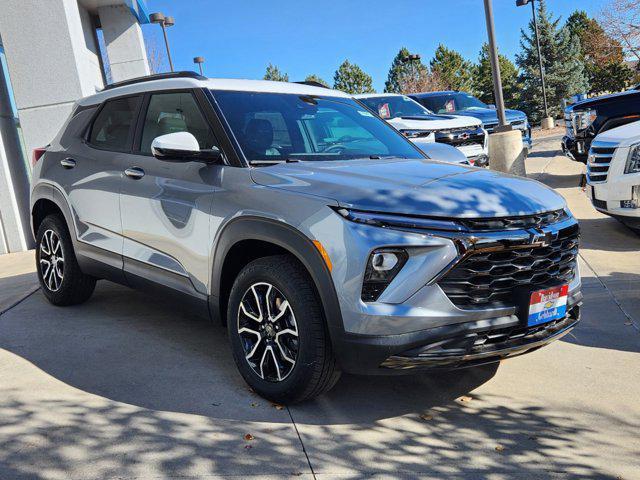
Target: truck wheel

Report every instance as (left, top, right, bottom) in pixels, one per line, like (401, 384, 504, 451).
(227, 255, 340, 403)
(36, 214, 96, 306)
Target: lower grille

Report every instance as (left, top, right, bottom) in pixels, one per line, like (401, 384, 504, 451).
(592, 198, 607, 210)
(439, 224, 580, 309)
(587, 146, 616, 183)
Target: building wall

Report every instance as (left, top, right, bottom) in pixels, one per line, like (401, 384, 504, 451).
(0, 0, 150, 252)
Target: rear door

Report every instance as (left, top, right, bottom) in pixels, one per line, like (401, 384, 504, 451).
(119, 90, 222, 295)
(60, 95, 141, 272)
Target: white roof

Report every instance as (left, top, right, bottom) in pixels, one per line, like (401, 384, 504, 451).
(79, 76, 350, 106)
(354, 93, 405, 99)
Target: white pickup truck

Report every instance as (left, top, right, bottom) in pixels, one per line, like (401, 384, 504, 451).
(586, 119, 640, 234)
(355, 93, 489, 166)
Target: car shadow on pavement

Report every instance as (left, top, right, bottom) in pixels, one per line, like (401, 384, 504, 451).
(1, 281, 638, 479)
(0, 281, 496, 423)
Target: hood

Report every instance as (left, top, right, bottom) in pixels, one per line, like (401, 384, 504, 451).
(388, 114, 481, 131)
(251, 158, 566, 219)
(457, 108, 527, 125)
(594, 119, 640, 147)
(567, 89, 639, 112)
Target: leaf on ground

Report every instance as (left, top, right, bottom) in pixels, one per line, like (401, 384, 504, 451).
(495, 444, 505, 452)
(250, 402, 258, 407)
(419, 413, 433, 421)
(624, 320, 633, 326)
(244, 433, 254, 441)
(272, 403, 284, 410)
(457, 395, 473, 403)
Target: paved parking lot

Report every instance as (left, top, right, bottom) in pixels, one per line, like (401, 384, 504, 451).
(1, 139, 639, 480)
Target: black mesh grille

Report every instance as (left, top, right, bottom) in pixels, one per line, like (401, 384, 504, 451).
(439, 225, 579, 308)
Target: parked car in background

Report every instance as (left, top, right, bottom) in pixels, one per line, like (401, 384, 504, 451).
(563, 85, 640, 164)
(31, 72, 582, 404)
(355, 93, 488, 166)
(586, 119, 640, 234)
(410, 91, 532, 151)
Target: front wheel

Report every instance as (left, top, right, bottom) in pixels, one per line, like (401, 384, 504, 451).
(227, 255, 340, 403)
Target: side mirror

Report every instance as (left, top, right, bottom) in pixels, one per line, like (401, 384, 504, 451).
(151, 132, 222, 163)
(488, 104, 497, 110)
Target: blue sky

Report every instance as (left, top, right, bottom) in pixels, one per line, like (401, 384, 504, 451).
(144, 0, 605, 91)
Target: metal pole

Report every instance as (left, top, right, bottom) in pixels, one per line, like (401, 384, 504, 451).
(160, 22, 174, 72)
(198, 63, 203, 75)
(531, 0, 549, 117)
(483, 0, 509, 128)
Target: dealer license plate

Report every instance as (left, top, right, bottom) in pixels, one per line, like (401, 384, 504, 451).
(528, 285, 569, 327)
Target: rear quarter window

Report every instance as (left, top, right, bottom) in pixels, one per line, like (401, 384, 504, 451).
(88, 96, 141, 151)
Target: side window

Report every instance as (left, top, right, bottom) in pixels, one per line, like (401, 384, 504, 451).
(140, 92, 217, 153)
(89, 96, 140, 151)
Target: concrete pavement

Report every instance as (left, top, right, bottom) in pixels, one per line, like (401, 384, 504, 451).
(0, 141, 638, 479)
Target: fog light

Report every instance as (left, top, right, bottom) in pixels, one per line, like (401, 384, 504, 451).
(362, 248, 408, 302)
(371, 252, 399, 271)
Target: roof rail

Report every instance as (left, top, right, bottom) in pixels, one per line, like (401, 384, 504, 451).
(102, 71, 207, 91)
(294, 80, 330, 89)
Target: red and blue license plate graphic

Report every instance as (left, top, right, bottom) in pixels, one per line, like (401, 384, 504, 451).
(528, 285, 569, 327)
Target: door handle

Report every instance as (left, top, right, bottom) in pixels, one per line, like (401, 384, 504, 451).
(124, 167, 145, 179)
(60, 158, 76, 169)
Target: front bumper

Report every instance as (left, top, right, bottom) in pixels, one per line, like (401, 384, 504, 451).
(562, 135, 589, 163)
(335, 301, 581, 375)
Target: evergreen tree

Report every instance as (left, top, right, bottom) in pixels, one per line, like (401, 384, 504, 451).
(429, 45, 474, 91)
(304, 74, 329, 87)
(333, 60, 375, 94)
(516, 0, 588, 123)
(264, 64, 289, 82)
(473, 43, 522, 109)
(565, 10, 631, 94)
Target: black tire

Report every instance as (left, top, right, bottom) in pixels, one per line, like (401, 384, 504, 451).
(227, 254, 340, 404)
(35, 214, 96, 306)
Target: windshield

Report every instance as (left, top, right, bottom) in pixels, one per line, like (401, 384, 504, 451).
(212, 91, 424, 163)
(358, 95, 433, 119)
(416, 92, 488, 114)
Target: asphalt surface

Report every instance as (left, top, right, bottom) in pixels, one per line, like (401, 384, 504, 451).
(0, 139, 638, 480)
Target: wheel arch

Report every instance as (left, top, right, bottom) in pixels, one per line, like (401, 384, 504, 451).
(31, 184, 76, 241)
(210, 216, 344, 337)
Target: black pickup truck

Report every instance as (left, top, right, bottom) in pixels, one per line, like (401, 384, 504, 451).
(562, 85, 640, 163)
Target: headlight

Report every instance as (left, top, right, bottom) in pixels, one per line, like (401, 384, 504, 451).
(361, 248, 408, 302)
(572, 109, 597, 132)
(626, 144, 640, 174)
(399, 129, 433, 138)
(335, 208, 465, 232)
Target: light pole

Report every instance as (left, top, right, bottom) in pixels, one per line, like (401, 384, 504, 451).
(483, 0, 526, 176)
(483, 0, 509, 130)
(193, 56, 205, 75)
(150, 12, 175, 73)
(517, 0, 550, 120)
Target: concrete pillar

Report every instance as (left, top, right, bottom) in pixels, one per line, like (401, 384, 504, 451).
(489, 130, 527, 177)
(99, 5, 150, 82)
(541, 117, 555, 130)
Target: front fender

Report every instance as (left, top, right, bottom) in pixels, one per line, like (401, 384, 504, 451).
(209, 215, 345, 338)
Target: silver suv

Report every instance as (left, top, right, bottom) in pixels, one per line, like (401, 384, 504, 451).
(30, 72, 582, 403)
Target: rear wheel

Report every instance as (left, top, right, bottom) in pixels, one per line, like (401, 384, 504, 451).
(227, 255, 340, 403)
(36, 214, 96, 306)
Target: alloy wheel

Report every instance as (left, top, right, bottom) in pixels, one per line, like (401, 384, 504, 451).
(39, 229, 64, 292)
(237, 282, 299, 382)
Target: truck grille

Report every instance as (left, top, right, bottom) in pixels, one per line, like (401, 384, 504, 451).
(587, 146, 616, 183)
(439, 224, 579, 309)
(435, 127, 485, 148)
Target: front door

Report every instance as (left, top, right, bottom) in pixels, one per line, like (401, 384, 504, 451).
(119, 90, 222, 295)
